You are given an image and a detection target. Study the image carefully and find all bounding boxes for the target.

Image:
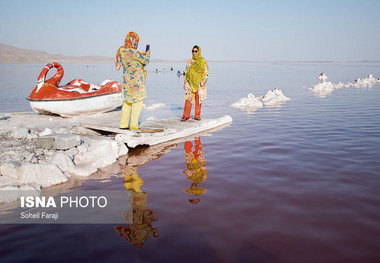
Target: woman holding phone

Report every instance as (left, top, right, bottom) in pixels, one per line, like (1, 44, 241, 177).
(181, 45, 208, 121)
(115, 32, 150, 130)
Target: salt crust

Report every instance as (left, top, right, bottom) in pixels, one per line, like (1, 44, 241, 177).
(115, 115, 233, 148)
(309, 74, 380, 97)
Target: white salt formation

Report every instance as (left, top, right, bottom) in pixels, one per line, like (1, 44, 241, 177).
(310, 74, 380, 97)
(231, 94, 264, 109)
(352, 74, 380, 88)
(260, 88, 291, 106)
(0, 112, 130, 202)
(231, 88, 290, 112)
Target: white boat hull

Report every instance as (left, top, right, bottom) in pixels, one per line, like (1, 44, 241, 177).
(29, 92, 123, 117)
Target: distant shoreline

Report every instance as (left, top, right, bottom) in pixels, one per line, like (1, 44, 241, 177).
(1, 43, 379, 64)
(2, 60, 380, 65)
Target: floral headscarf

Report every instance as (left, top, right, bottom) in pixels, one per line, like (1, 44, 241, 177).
(124, 32, 139, 49)
(115, 32, 140, 70)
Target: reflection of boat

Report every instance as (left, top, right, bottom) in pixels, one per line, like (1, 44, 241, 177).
(27, 62, 122, 117)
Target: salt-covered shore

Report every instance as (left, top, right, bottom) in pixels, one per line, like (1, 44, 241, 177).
(0, 110, 232, 203)
(0, 112, 128, 203)
(309, 74, 380, 97)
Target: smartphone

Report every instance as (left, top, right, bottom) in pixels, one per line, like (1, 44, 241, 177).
(146, 44, 150, 51)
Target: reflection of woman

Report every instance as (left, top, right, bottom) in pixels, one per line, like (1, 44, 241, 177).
(115, 168, 159, 248)
(115, 32, 151, 130)
(183, 137, 208, 204)
(181, 45, 208, 121)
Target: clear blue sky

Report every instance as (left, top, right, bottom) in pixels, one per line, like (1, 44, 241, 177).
(1, 0, 380, 61)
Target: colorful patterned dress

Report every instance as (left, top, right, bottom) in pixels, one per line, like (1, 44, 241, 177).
(117, 48, 150, 103)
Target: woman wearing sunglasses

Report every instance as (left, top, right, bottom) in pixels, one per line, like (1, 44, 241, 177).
(181, 45, 208, 121)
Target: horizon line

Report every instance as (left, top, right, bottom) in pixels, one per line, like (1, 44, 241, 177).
(1, 43, 380, 64)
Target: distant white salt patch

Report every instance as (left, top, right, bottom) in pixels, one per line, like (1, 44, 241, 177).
(143, 103, 165, 111)
(310, 81, 348, 97)
(231, 89, 290, 112)
(352, 74, 380, 88)
(310, 74, 380, 97)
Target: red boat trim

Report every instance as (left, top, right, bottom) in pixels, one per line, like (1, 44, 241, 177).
(26, 91, 122, 102)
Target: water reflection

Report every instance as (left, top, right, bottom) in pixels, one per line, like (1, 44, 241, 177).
(183, 137, 208, 204)
(114, 167, 159, 248)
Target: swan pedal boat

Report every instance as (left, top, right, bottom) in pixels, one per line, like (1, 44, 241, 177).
(27, 62, 123, 117)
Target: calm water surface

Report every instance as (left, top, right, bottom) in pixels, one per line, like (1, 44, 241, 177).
(0, 62, 380, 263)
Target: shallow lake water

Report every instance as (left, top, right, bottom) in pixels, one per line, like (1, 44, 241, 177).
(0, 61, 380, 263)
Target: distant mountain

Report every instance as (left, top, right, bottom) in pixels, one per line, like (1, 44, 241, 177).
(0, 43, 113, 63)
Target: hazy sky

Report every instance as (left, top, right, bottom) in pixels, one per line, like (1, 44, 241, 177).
(1, 0, 380, 61)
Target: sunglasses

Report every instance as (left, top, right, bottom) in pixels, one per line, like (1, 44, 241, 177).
(192, 50, 198, 53)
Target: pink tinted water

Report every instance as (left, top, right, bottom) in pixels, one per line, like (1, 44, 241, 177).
(0, 62, 380, 263)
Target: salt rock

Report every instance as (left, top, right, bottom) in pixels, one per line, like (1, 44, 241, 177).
(54, 126, 71, 134)
(74, 139, 119, 169)
(232, 89, 291, 109)
(18, 163, 68, 187)
(0, 185, 20, 203)
(260, 88, 291, 106)
(65, 147, 79, 157)
(72, 164, 98, 177)
(19, 151, 35, 163)
(117, 141, 129, 156)
(49, 152, 75, 175)
(231, 94, 264, 108)
(0, 162, 19, 179)
(36, 136, 55, 150)
(81, 135, 126, 157)
(0, 175, 18, 187)
(80, 135, 106, 147)
(77, 142, 90, 153)
(26, 134, 38, 140)
(11, 127, 29, 139)
(53, 134, 81, 150)
(0, 150, 25, 164)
